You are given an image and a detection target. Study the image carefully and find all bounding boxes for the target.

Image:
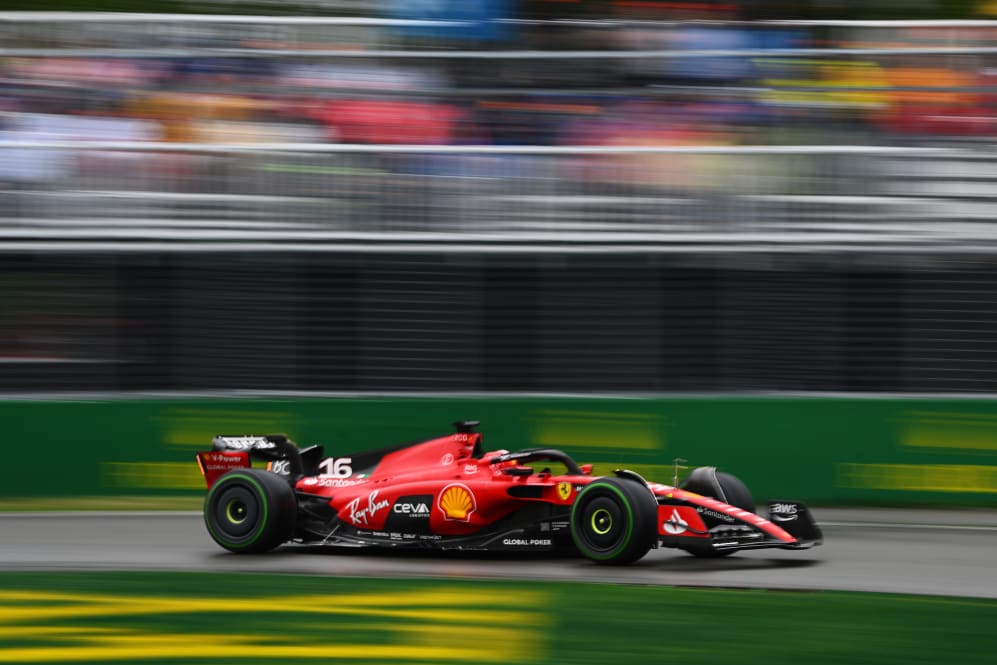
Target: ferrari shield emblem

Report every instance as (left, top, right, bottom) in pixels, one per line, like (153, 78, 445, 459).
(557, 482, 572, 501)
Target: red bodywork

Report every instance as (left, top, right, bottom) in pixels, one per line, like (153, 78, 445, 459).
(195, 450, 249, 488)
(296, 432, 575, 537)
(198, 429, 798, 546)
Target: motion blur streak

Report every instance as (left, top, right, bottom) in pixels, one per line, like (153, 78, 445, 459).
(3, 13, 997, 395)
(0, 588, 549, 663)
(837, 463, 997, 493)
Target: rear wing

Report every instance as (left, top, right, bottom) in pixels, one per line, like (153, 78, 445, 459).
(195, 434, 325, 489)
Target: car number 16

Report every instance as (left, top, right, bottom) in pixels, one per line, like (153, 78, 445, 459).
(319, 457, 353, 478)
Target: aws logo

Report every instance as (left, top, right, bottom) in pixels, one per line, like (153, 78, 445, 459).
(438, 484, 476, 522)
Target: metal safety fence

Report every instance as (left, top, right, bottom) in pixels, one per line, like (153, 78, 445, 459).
(4, 251, 997, 394)
(2, 143, 997, 252)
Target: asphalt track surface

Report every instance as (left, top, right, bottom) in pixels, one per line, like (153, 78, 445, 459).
(2, 508, 996, 599)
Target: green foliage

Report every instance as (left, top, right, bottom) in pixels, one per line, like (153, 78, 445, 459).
(0, 572, 994, 664)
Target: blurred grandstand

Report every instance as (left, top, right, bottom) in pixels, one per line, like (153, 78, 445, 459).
(2, 7, 997, 394)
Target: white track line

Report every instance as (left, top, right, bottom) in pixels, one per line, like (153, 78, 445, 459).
(822, 520, 997, 532)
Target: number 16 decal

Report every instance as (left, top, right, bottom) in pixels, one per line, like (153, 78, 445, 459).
(319, 457, 353, 477)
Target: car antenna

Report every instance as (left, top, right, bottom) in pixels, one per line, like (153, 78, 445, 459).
(673, 458, 688, 487)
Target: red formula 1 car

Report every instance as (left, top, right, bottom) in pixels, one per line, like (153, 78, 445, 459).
(196, 421, 821, 564)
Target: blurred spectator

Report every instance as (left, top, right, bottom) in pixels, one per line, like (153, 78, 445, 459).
(313, 100, 463, 144)
(2, 10, 996, 212)
(877, 66, 994, 136)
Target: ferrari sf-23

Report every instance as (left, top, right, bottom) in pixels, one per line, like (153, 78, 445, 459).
(196, 421, 822, 565)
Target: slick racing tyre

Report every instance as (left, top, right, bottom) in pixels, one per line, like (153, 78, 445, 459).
(570, 478, 658, 565)
(680, 468, 754, 558)
(204, 469, 296, 553)
(680, 468, 754, 513)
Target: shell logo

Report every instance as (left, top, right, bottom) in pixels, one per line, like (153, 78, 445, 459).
(438, 484, 476, 522)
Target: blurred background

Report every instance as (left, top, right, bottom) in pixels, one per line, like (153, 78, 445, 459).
(2, 1, 997, 504)
(5, 8, 997, 663)
(4, 1, 997, 394)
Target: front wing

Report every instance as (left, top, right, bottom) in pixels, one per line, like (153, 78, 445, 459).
(656, 493, 822, 554)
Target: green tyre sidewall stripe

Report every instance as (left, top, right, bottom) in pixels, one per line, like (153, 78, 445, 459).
(205, 473, 269, 550)
(571, 482, 635, 561)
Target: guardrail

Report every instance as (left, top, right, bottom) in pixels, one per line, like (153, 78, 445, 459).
(3, 141, 996, 252)
(3, 13, 997, 57)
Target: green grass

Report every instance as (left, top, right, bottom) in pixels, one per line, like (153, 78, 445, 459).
(0, 572, 994, 664)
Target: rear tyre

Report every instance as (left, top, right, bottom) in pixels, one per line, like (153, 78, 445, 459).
(680, 468, 754, 558)
(204, 469, 296, 553)
(570, 478, 658, 565)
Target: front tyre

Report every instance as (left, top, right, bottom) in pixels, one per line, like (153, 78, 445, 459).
(680, 468, 754, 558)
(570, 478, 658, 565)
(680, 469, 754, 513)
(204, 469, 296, 553)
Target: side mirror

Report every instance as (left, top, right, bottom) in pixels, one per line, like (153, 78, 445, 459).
(503, 466, 534, 477)
(580, 464, 593, 475)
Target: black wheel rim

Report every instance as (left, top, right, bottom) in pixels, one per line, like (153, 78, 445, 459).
(577, 496, 625, 552)
(210, 485, 260, 539)
(225, 498, 249, 524)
